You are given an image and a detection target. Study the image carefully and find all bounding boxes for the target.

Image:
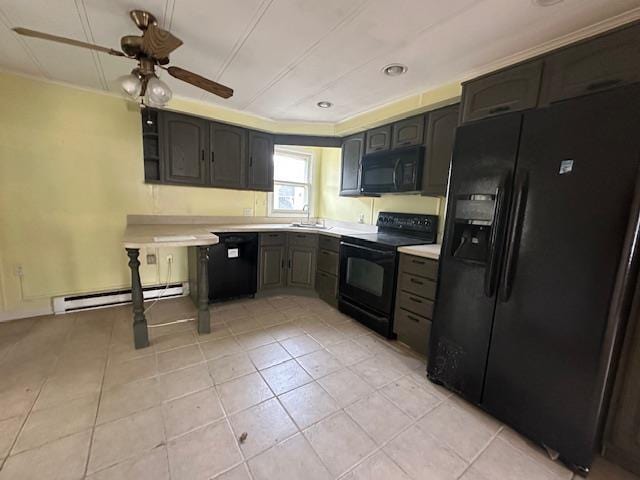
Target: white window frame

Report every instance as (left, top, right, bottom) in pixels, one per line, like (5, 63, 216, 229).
(268, 146, 314, 217)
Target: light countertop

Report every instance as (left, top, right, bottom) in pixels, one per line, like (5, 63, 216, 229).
(122, 217, 377, 249)
(397, 244, 441, 260)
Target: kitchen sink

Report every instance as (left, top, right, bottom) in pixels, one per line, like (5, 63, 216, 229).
(290, 222, 331, 230)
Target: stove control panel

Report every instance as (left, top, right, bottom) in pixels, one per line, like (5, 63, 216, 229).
(376, 212, 438, 235)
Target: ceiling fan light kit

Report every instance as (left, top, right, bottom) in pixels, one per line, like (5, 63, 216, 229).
(12, 9, 233, 108)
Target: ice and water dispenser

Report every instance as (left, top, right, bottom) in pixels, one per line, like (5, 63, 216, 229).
(450, 193, 496, 263)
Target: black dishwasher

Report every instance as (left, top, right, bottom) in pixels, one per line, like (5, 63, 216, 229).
(208, 233, 258, 302)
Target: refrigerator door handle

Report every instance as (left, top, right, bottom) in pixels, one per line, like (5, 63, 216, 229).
(499, 170, 529, 302)
(484, 175, 509, 297)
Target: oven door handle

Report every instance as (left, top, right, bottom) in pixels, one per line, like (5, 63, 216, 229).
(340, 241, 396, 257)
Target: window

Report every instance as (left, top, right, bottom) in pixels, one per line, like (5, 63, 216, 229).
(269, 147, 313, 215)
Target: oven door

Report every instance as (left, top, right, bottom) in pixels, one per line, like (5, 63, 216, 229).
(339, 241, 396, 315)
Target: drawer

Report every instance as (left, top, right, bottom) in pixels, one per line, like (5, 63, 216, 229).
(260, 232, 286, 246)
(397, 291, 434, 319)
(319, 234, 341, 252)
(316, 270, 338, 305)
(399, 254, 438, 280)
(317, 249, 339, 276)
(399, 273, 436, 299)
(288, 232, 319, 248)
(539, 23, 640, 105)
(394, 307, 431, 356)
(461, 60, 542, 123)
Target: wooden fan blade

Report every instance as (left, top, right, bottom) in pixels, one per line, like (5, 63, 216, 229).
(12, 27, 126, 57)
(167, 66, 233, 99)
(142, 24, 182, 59)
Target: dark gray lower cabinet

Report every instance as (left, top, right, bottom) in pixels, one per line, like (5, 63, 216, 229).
(161, 112, 208, 185)
(210, 123, 247, 189)
(315, 235, 340, 306)
(604, 303, 640, 476)
(393, 254, 438, 355)
(422, 104, 459, 196)
(287, 246, 316, 289)
(259, 245, 285, 290)
(248, 131, 274, 191)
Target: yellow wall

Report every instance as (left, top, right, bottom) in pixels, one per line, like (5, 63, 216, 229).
(0, 71, 455, 319)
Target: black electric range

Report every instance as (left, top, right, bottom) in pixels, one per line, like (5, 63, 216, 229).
(338, 212, 438, 338)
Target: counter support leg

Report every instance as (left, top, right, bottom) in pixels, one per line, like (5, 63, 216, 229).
(197, 246, 211, 334)
(126, 248, 149, 349)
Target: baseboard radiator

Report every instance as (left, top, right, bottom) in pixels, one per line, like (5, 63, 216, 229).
(53, 282, 189, 314)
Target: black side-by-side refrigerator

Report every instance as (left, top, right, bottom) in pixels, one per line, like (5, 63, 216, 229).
(428, 84, 640, 474)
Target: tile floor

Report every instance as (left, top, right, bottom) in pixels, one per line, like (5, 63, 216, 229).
(0, 294, 637, 480)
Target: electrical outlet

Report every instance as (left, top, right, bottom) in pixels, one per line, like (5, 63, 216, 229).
(14, 264, 24, 277)
(166, 254, 173, 264)
(146, 254, 157, 265)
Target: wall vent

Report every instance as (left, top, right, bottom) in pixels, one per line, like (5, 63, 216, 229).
(52, 282, 188, 314)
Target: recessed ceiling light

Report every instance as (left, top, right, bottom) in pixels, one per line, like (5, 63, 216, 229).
(532, 0, 563, 6)
(383, 64, 408, 76)
(317, 101, 333, 108)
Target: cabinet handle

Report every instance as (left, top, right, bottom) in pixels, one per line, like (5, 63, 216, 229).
(409, 296, 423, 304)
(488, 105, 510, 115)
(201, 150, 205, 162)
(281, 259, 285, 269)
(249, 156, 253, 167)
(411, 259, 425, 265)
(410, 278, 424, 285)
(268, 234, 279, 237)
(321, 250, 330, 255)
(400, 141, 411, 146)
(586, 78, 622, 91)
(211, 151, 215, 163)
(407, 314, 421, 323)
(288, 260, 292, 268)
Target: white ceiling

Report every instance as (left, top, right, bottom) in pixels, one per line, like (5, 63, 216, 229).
(0, 0, 638, 123)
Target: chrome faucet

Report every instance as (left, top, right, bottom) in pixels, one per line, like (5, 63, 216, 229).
(302, 204, 311, 225)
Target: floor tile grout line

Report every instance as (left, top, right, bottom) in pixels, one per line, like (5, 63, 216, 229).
(81, 314, 116, 478)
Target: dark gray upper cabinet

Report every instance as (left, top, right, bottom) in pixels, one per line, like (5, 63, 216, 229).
(392, 115, 425, 149)
(539, 23, 640, 105)
(340, 133, 365, 196)
(365, 125, 391, 154)
(461, 60, 543, 123)
(161, 112, 208, 185)
(422, 104, 459, 196)
(210, 123, 247, 189)
(248, 131, 274, 191)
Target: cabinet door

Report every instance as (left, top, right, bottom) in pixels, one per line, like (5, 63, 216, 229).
(259, 246, 285, 290)
(391, 115, 425, 149)
(461, 60, 542, 123)
(340, 133, 365, 196)
(210, 123, 247, 189)
(540, 23, 640, 105)
(161, 112, 207, 185)
(248, 131, 274, 191)
(287, 246, 316, 289)
(422, 104, 459, 196)
(365, 125, 391, 154)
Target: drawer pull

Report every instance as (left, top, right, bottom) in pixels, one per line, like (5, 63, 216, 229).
(489, 105, 510, 115)
(407, 314, 421, 323)
(409, 278, 424, 285)
(268, 234, 279, 237)
(411, 259, 425, 265)
(322, 251, 330, 255)
(409, 296, 423, 304)
(586, 78, 622, 91)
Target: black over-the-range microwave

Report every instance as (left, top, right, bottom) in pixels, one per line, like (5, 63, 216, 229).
(359, 145, 424, 194)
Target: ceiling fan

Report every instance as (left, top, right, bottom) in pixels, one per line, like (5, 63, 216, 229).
(12, 10, 233, 106)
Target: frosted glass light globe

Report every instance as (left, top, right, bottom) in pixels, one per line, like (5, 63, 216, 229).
(118, 73, 142, 98)
(146, 76, 172, 106)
